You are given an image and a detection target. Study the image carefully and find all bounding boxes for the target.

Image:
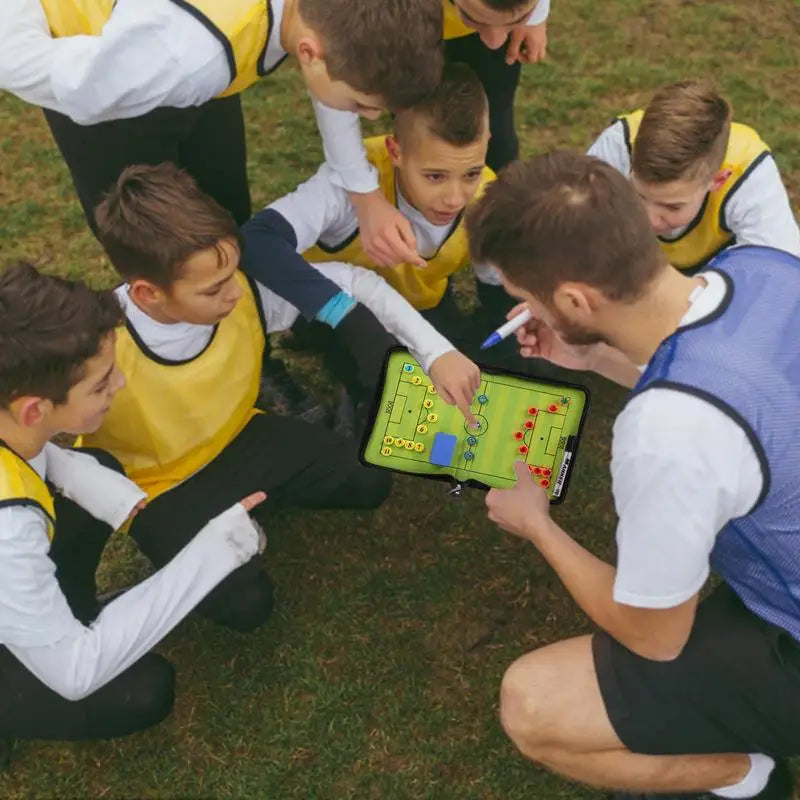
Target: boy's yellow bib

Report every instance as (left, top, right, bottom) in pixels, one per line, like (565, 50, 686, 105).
(39, 0, 273, 97)
(81, 273, 266, 501)
(304, 136, 495, 311)
(0, 444, 55, 540)
(621, 109, 771, 271)
(443, 1, 475, 40)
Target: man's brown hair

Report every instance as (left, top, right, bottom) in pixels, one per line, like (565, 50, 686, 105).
(0, 262, 122, 406)
(466, 151, 666, 301)
(396, 63, 488, 147)
(632, 80, 733, 183)
(95, 163, 241, 288)
(298, 0, 444, 110)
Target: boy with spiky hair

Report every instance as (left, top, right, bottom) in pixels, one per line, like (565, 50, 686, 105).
(588, 80, 800, 271)
(85, 162, 479, 633)
(0, 262, 266, 743)
(245, 64, 519, 365)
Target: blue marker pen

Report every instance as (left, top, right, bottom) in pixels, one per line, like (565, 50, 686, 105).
(480, 308, 533, 350)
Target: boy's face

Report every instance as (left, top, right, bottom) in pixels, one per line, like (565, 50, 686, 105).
(49, 332, 125, 435)
(630, 170, 728, 236)
(296, 40, 384, 119)
(453, 0, 539, 49)
(389, 117, 489, 227)
(141, 238, 244, 327)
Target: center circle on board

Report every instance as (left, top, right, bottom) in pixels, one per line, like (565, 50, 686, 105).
(464, 414, 489, 436)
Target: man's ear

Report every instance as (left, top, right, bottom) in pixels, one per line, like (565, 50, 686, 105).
(709, 168, 733, 192)
(552, 282, 597, 319)
(385, 134, 402, 167)
(129, 279, 164, 309)
(10, 396, 51, 428)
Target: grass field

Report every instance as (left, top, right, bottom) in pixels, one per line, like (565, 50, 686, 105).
(0, 1, 798, 797)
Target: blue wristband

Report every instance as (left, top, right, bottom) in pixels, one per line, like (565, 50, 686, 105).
(315, 291, 357, 328)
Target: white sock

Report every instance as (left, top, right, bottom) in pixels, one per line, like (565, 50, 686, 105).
(711, 753, 775, 798)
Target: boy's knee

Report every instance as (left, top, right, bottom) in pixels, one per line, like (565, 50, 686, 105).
(352, 469, 392, 509)
(126, 655, 176, 731)
(198, 568, 275, 633)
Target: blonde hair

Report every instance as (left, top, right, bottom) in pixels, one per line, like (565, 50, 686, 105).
(632, 80, 732, 183)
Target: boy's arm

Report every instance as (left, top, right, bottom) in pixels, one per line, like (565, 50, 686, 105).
(4, 502, 263, 701)
(44, 444, 145, 530)
(240, 197, 356, 325)
(312, 99, 423, 268)
(0, 0, 229, 124)
(586, 120, 631, 176)
(722, 155, 800, 257)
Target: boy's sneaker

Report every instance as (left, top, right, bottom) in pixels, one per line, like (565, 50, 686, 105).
(259, 357, 329, 425)
(607, 758, 795, 800)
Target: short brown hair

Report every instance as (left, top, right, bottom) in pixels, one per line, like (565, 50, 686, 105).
(396, 63, 488, 147)
(0, 262, 122, 406)
(298, 0, 444, 110)
(632, 80, 732, 183)
(481, 0, 539, 11)
(95, 163, 241, 288)
(466, 151, 666, 301)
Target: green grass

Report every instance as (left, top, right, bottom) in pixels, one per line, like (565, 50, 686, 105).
(0, 1, 798, 796)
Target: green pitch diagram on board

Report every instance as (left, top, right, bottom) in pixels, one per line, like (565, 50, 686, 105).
(361, 349, 589, 502)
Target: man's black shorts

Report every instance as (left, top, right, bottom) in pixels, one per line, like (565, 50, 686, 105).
(593, 582, 800, 757)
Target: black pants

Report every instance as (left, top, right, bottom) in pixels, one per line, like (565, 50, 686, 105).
(43, 95, 251, 233)
(0, 450, 175, 741)
(445, 34, 521, 171)
(129, 412, 391, 632)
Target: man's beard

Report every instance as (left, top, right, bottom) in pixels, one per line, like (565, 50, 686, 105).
(553, 310, 608, 347)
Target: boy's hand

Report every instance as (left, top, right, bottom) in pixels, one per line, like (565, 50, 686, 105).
(429, 351, 481, 428)
(350, 190, 425, 268)
(506, 21, 547, 65)
(486, 461, 551, 541)
(507, 303, 599, 371)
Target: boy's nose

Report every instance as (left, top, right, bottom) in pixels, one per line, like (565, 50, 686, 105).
(479, 27, 509, 49)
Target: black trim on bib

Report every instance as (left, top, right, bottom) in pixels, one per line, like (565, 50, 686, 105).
(257, 0, 272, 76)
(168, 0, 237, 87)
(719, 151, 771, 235)
(676, 269, 734, 332)
(0, 498, 55, 528)
(315, 225, 361, 255)
(246, 275, 269, 334)
(633, 380, 770, 514)
(618, 116, 632, 158)
(124, 318, 220, 367)
(657, 192, 710, 244)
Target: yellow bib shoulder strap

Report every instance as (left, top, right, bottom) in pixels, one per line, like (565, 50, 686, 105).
(40, 0, 272, 97)
(0, 444, 56, 540)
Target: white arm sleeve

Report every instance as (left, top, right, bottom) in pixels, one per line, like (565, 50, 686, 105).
(527, 0, 551, 25)
(722, 156, 800, 257)
(311, 262, 455, 371)
(44, 444, 146, 530)
(611, 389, 762, 609)
(4, 504, 260, 700)
(311, 98, 379, 194)
(0, 0, 229, 124)
(254, 262, 455, 370)
(586, 120, 631, 176)
(267, 164, 358, 253)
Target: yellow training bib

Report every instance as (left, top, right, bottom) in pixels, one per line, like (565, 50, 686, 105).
(0, 443, 55, 540)
(621, 109, 771, 271)
(305, 136, 495, 310)
(40, 0, 273, 97)
(81, 273, 266, 501)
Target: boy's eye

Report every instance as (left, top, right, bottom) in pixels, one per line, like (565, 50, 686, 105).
(424, 174, 446, 183)
(203, 285, 224, 297)
(464, 171, 482, 182)
(93, 381, 108, 395)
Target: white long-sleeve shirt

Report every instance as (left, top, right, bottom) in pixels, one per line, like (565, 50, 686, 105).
(267, 162, 501, 285)
(0, 0, 376, 192)
(587, 120, 800, 256)
(116, 266, 455, 372)
(0, 446, 262, 700)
